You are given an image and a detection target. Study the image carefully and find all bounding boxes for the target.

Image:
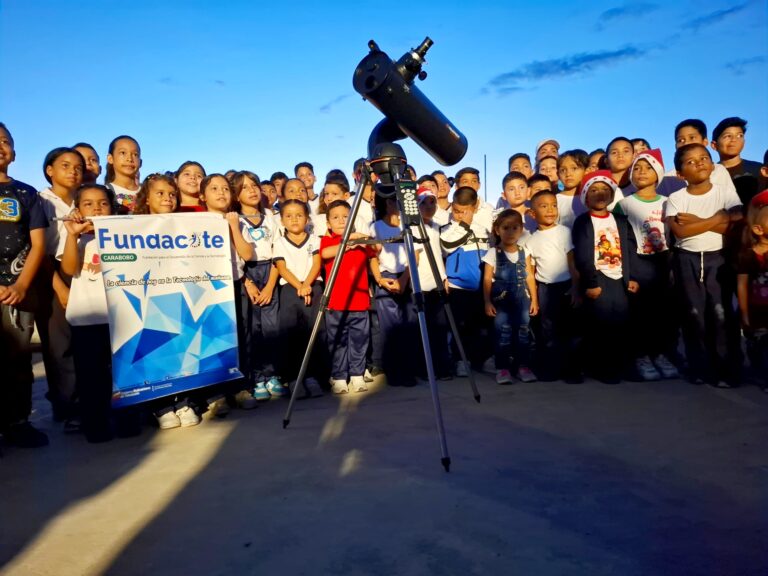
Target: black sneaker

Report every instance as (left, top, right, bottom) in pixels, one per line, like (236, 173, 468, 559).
(3, 422, 49, 448)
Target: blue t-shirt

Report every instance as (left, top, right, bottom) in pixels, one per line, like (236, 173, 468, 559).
(0, 179, 47, 285)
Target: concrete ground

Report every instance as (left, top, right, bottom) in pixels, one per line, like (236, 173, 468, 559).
(1, 357, 767, 576)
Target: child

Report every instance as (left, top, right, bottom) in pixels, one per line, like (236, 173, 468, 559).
(295, 162, 319, 214)
(175, 161, 206, 212)
(231, 171, 283, 401)
(482, 209, 538, 384)
(497, 171, 537, 240)
(73, 142, 102, 184)
(259, 179, 279, 215)
(631, 138, 650, 155)
(666, 143, 743, 387)
(604, 137, 635, 189)
(351, 158, 377, 230)
(270, 172, 288, 201)
(313, 174, 351, 237)
(535, 139, 559, 162)
(200, 174, 259, 410)
(536, 155, 559, 187)
(672, 119, 737, 198)
(711, 117, 763, 204)
(526, 189, 581, 382)
(614, 150, 679, 380)
(273, 199, 325, 395)
(0, 122, 49, 448)
(440, 187, 490, 374)
(455, 167, 493, 237)
(737, 190, 768, 392)
(105, 135, 141, 214)
(556, 149, 589, 228)
(587, 149, 606, 173)
(431, 170, 452, 225)
(320, 200, 374, 393)
(508, 153, 534, 179)
(572, 171, 639, 384)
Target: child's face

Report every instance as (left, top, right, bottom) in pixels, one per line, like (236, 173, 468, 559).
(558, 157, 585, 190)
(0, 127, 15, 172)
(457, 173, 480, 191)
(537, 143, 558, 161)
(283, 180, 308, 203)
(327, 205, 350, 235)
(281, 203, 308, 234)
(632, 141, 649, 155)
(713, 127, 745, 158)
(678, 147, 714, 185)
(78, 188, 112, 218)
(274, 177, 286, 197)
(260, 184, 277, 208)
(296, 167, 316, 190)
(538, 158, 558, 183)
(434, 173, 450, 198)
(751, 207, 768, 240)
(202, 176, 232, 213)
(675, 126, 707, 149)
(108, 138, 141, 178)
(585, 182, 614, 211)
(238, 177, 262, 208)
(495, 216, 524, 246)
(529, 180, 553, 196)
(362, 181, 375, 202)
(74, 146, 101, 183)
(630, 159, 658, 189)
(176, 165, 205, 197)
(323, 183, 348, 205)
(510, 157, 533, 178)
(606, 140, 634, 172)
(587, 152, 604, 172)
(419, 180, 439, 196)
(147, 180, 178, 214)
(47, 152, 84, 191)
(503, 178, 528, 207)
(419, 196, 437, 220)
(531, 194, 558, 228)
(451, 202, 476, 225)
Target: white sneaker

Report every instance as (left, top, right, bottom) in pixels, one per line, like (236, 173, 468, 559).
(156, 411, 181, 430)
(652, 355, 679, 379)
(331, 378, 349, 394)
(455, 360, 470, 377)
(350, 375, 368, 393)
(364, 368, 375, 382)
(175, 406, 200, 427)
(234, 389, 258, 410)
(207, 396, 230, 418)
(481, 357, 496, 374)
(636, 356, 661, 381)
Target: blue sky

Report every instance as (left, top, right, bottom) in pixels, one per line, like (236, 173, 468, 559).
(2, 0, 766, 201)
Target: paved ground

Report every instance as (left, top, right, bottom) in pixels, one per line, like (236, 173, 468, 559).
(1, 357, 767, 576)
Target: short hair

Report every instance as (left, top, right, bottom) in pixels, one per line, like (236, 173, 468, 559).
(270, 171, 288, 181)
(453, 186, 478, 206)
(454, 167, 480, 182)
(72, 142, 98, 158)
(508, 152, 531, 167)
(530, 189, 557, 205)
(632, 138, 651, 148)
(417, 174, 438, 186)
(294, 162, 314, 175)
(326, 199, 351, 215)
(0, 122, 14, 146)
(536, 155, 558, 169)
(674, 143, 711, 171)
(763, 148, 768, 166)
(73, 183, 115, 210)
(675, 119, 707, 140)
(279, 198, 309, 216)
(502, 171, 527, 188)
(325, 170, 349, 191)
(589, 148, 605, 158)
(405, 164, 417, 178)
(43, 147, 84, 184)
(558, 149, 589, 169)
(260, 179, 274, 188)
(175, 160, 206, 178)
(527, 174, 553, 189)
(606, 136, 632, 153)
(431, 169, 446, 178)
(133, 173, 179, 215)
(713, 117, 748, 142)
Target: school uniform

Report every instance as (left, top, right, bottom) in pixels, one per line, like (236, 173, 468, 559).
(556, 193, 587, 229)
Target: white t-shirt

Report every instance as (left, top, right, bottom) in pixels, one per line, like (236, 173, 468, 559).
(240, 212, 277, 263)
(371, 219, 408, 274)
(525, 224, 573, 284)
(556, 193, 586, 229)
(472, 201, 495, 238)
(592, 214, 623, 280)
(665, 163, 737, 199)
(38, 188, 73, 256)
(56, 232, 108, 326)
(665, 182, 742, 252)
(433, 205, 450, 227)
(310, 213, 328, 237)
(616, 195, 668, 255)
(272, 233, 320, 286)
(413, 221, 447, 292)
(351, 197, 375, 232)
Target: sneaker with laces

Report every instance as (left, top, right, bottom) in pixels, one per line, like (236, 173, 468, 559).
(253, 381, 271, 401)
(63, 417, 82, 434)
(156, 411, 181, 430)
(176, 406, 200, 427)
(266, 377, 288, 398)
(350, 375, 368, 392)
(3, 421, 49, 448)
(364, 368, 375, 382)
(652, 355, 679, 379)
(207, 396, 230, 418)
(635, 356, 661, 381)
(516, 366, 537, 383)
(495, 369, 513, 384)
(234, 389, 258, 409)
(481, 357, 496, 374)
(330, 379, 349, 394)
(455, 360, 470, 377)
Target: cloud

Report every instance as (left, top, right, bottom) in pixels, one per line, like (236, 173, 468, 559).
(214, 79, 226, 87)
(158, 76, 175, 86)
(319, 94, 350, 113)
(683, 3, 747, 31)
(726, 56, 766, 75)
(595, 3, 660, 30)
(487, 46, 645, 95)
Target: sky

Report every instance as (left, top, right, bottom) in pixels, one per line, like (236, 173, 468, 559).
(2, 0, 767, 201)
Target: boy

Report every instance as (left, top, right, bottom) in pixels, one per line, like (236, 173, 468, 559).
(666, 143, 743, 386)
(572, 171, 639, 384)
(536, 155, 559, 186)
(270, 171, 288, 200)
(528, 173, 555, 195)
(631, 138, 650, 155)
(526, 189, 581, 382)
(320, 201, 374, 394)
(73, 142, 101, 184)
(454, 167, 493, 237)
(294, 162, 319, 214)
(431, 170, 452, 225)
(711, 117, 763, 204)
(440, 187, 490, 374)
(496, 171, 537, 238)
(614, 149, 679, 380)
(508, 153, 534, 179)
(0, 122, 49, 448)
(669, 119, 735, 197)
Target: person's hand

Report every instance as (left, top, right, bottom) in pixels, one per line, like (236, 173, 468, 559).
(484, 301, 496, 317)
(225, 211, 240, 229)
(63, 209, 92, 236)
(256, 285, 273, 306)
(530, 301, 539, 316)
(443, 279, 451, 294)
(245, 281, 260, 304)
(297, 282, 312, 298)
(380, 277, 399, 293)
(675, 212, 702, 225)
(0, 283, 26, 305)
(55, 284, 70, 310)
(585, 286, 602, 300)
(628, 280, 639, 293)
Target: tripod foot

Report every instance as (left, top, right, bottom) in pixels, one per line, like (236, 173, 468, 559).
(474, 394, 481, 403)
(282, 419, 290, 429)
(441, 457, 451, 473)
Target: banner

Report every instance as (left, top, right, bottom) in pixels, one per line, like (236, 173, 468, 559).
(92, 213, 241, 407)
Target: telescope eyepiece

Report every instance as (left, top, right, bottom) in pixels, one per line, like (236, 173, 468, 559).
(413, 37, 433, 61)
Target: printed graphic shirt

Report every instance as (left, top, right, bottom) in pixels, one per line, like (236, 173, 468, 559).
(615, 194, 668, 254)
(591, 213, 623, 280)
(0, 179, 47, 285)
(738, 249, 768, 330)
(108, 183, 139, 214)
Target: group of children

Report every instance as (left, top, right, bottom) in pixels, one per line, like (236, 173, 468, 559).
(0, 116, 766, 449)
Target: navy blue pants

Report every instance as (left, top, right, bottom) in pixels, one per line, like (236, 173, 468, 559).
(629, 252, 677, 359)
(536, 280, 581, 380)
(0, 305, 34, 428)
(242, 261, 279, 383)
(326, 310, 369, 380)
(422, 290, 451, 379)
(374, 271, 417, 385)
(448, 288, 488, 368)
(278, 282, 326, 382)
(582, 275, 629, 381)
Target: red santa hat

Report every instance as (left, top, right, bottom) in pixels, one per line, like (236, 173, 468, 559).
(630, 148, 665, 186)
(751, 189, 768, 208)
(417, 186, 436, 204)
(579, 170, 619, 205)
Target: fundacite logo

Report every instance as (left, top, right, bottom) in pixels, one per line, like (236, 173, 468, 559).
(97, 229, 226, 251)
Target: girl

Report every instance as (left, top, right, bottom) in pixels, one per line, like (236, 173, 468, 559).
(231, 171, 284, 400)
(482, 209, 538, 385)
(38, 148, 84, 425)
(58, 184, 139, 442)
(737, 190, 768, 392)
(556, 149, 589, 229)
(105, 135, 141, 214)
(175, 161, 206, 212)
(200, 174, 259, 412)
(273, 199, 325, 395)
(313, 175, 352, 238)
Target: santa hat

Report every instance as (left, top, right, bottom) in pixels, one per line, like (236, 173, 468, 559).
(579, 170, 619, 205)
(630, 148, 665, 186)
(417, 186, 436, 204)
(752, 189, 768, 208)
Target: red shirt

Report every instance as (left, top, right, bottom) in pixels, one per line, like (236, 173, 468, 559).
(178, 204, 206, 213)
(320, 232, 374, 311)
